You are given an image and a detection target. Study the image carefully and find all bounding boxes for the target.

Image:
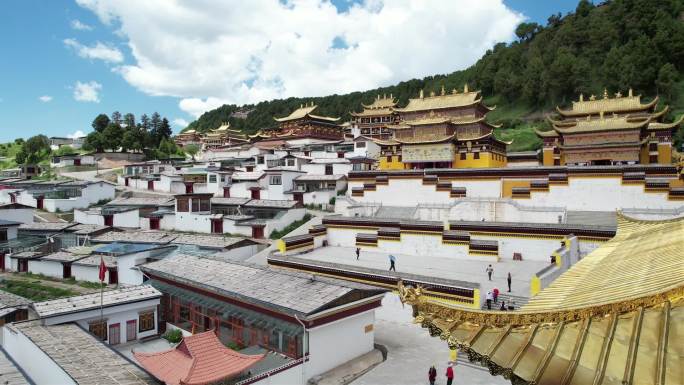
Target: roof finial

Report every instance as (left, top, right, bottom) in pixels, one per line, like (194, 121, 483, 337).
(300, 103, 303, 108)
(429, 90, 435, 97)
(463, 83, 469, 93)
(452, 88, 458, 94)
(440, 85, 445, 96)
(628, 88, 633, 97)
(603, 88, 608, 99)
(419, 89, 424, 99)
(579, 93, 584, 102)
(377, 94, 380, 100)
(600, 111, 604, 120)
(589, 94, 596, 101)
(390, 93, 393, 99)
(615, 91, 622, 98)
(383, 93, 386, 99)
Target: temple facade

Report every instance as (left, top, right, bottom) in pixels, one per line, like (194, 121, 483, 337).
(249, 103, 344, 147)
(350, 94, 397, 140)
(538, 89, 682, 166)
(173, 129, 202, 148)
(376, 85, 508, 170)
(202, 123, 249, 149)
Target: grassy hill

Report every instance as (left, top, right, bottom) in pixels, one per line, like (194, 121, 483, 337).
(185, 0, 684, 152)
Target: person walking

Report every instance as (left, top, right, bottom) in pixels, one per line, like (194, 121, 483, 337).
(507, 272, 512, 292)
(428, 365, 437, 385)
(493, 287, 499, 303)
(445, 362, 454, 385)
(500, 301, 507, 311)
(389, 254, 396, 271)
(486, 264, 493, 281)
(356, 247, 360, 260)
(486, 291, 493, 310)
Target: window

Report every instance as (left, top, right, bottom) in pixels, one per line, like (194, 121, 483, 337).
(177, 198, 189, 212)
(257, 156, 264, 164)
(200, 198, 211, 212)
(386, 156, 392, 162)
(89, 320, 108, 341)
(270, 175, 282, 185)
(192, 199, 200, 212)
(460, 153, 466, 160)
(649, 155, 658, 163)
(474, 152, 480, 159)
(287, 159, 295, 166)
(356, 142, 366, 148)
(554, 159, 561, 166)
(0, 229, 6, 242)
(649, 142, 658, 151)
(139, 311, 155, 332)
(209, 175, 217, 183)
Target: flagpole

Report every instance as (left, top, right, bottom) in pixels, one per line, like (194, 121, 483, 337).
(99, 256, 105, 340)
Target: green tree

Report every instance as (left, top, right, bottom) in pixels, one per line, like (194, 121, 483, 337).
(111, 111, 122, 125)
(91, 114, 110, 133)
(83, 131, 105, 153)
(656, 63, 678, 100)
(54, 145, 76, 156)
(102, 123, 123, 151)
(184, 144, 200, 161)
(515, 22, 540, 41)
(123, 113, 136, 128)
(15, 135, 50, 165)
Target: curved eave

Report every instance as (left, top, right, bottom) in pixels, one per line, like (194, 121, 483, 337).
(394, 134, 455, 145)
(546, 115, 564, 125)
(553, 119, 650, 134)
(393, 97, 483, 113)
(556, 96, 660, 117)
(535, 129, 560, 138)
(309, 114, 341, 122)
(648, 114, 684, 131)
(650, 105, 669, 120)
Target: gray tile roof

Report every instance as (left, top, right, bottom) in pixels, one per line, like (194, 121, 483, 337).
(295, 174, 346, 181)
(9, 321, 156, 384)
(170, 234, 254, 249)
(243, 199, 298, 209)
(107, 197, 174, 207)
(141, 255, 379, 317)
(32, 285, 161, 318)
(0, 220, 21, 227)
(72, 254, 117, 268)
(69, 224, 111, 235)
(0, 291, 31, 309)
(0, 349, 29, 385)
(19, 222, 76, 231)
(210, 197, 251, 206)
(92, 231, 177, 244)
(232, 171, 265, 181)
(10, 251, 44, 260)
(40, 251, 91, 263)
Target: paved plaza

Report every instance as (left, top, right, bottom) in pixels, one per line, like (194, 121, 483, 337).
(295, 246, 549, 300)
(355, 293, 507, 385)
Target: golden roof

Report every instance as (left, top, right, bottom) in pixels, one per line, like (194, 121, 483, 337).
(361, 94, 397, 109)
(388, 116, 501, 129)
(557, 89, 658, 117)
(553, 115, 650, 134)
(394, 133, 455, 144)
(393, 86, 494, 113)
(648, 114, 684, 131)
(350, 107, 394, 117)
(535, 129, 560, 138)
(400, 213, 684, 385)
(274, 103, 340, 122)
(368, 137, 399, 146)
(214, 123, 230, 131)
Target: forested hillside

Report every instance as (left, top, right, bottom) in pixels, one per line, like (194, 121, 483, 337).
(185, 0, 684, 151)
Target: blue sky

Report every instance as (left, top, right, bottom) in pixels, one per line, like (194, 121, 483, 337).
(0, 0, 581, 142)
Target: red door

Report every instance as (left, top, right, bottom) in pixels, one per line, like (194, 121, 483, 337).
(211, 219, 223, 234)
(62, 263, 71, 279)
(147, 180, 154, 190)
(250, 188, 260, 199)
(36, 196, 44, 209)
(252, 226, 264, 239)
(126, 320, 137, 341)
(109, 323, 120, 345)
(185, 183, 194, 194)
(125, 177, 129, 186)
(246, 166, 254, 172)
(0, 253, 5, 272)
(74, 158, 81, 166)
(18, 260, 28, 273)
(293, 192, 304, 205)
(104, 215, 114, 227)
(108, 268, 118, 285)
(9, 193, 15, 203)
(223, 187, 231, 198)
(149, 217, 160, 230)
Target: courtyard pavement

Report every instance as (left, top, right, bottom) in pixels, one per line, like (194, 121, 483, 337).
(291, 246, 549, 300)
(114, 337, 173, 362)
(355, 293, 507, 385)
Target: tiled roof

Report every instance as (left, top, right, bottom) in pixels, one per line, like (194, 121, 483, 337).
(19, 222, 76, 231)
(231, 171, 265, 181)
(0, 291, 31, 309)
(210, 197, 251, 206)
(9, 322, 156, 384)
(40, 250, 90, 263)
(72, 254, 117, 268)
(0, 219, 21, 227)
(170, 234, 254, 249)
(0, 349, 29, 385)
(93, 230, 177, 244)
(393, 89, 483, 112)
(32, 285, 161, 318)
(69, 224, 111, 235)
(141, 255, 379, 316)
(107, 197, 174, 207)
(309, 158, 350, 164)
(134, 330, 264, 385)
(243, 199, 298, 209)
(10, 251, 44, 260)
(295, 174, 346, 181)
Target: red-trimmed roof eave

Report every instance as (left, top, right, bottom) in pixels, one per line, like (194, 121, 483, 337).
(134, 331, 264, 385)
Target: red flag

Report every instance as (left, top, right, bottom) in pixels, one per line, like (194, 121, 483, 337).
(98, 256, 106, 282)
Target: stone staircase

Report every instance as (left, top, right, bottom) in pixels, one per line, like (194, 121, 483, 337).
(481, 292, 530, 311)
(373, 206, 417, 220)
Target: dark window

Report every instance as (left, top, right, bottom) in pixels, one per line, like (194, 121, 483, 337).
(325, 164, 333, 175)
(386, 156, 392, 162)
(649, 155, 658, 163)
(192, 199, 200, 212)
(89, 320, 108, 341)
(397, 155, 402, 162)
(356, 142, 366, 148)
(139, 312, 155, 332)
(554, 159, 561, 166)
(177, 198, 189, 212)
(270, 175, 282, 185)
(474, 152, 480, 159)
(200, 199, 210, 212)
(208, 175, 217, 183)
(460, 153, 466, 160)
(649, 142, 658, 151)
(0, 229, 6, 242)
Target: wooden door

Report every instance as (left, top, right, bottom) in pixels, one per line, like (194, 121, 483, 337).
(147, 180, 154, 190)
(185, 183, 193, 194)
(149, 217, 160, 230)
(18, 260, 28, 273)
(109, 323, 120, 345)
(108, 268, 118, 285)
(62, 263, 71, 279)
(211, 219, 223, 234)
(36, 196, 44, 209)
(223, 187, 231, 198)
(124, 177, 129, 186)
(0, 253, 5, 272)
(293, 192, 304, 205)
(74, 158, 81, 166)
(126, 320, 137, 341)
(104, 215, 114, 227)
(252, 226, 264, 239)
(250, 188, 260, 199)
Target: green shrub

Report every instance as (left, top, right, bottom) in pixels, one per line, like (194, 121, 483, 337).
(163, 329, 183, 344)
(329, 197, 336, 205)
(269, 213, 313, 239)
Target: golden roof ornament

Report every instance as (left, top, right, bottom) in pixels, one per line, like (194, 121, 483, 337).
(419, 89, 424, 99)
(452, 88, 458, 94)
(628, 88, 633, 97)
(589, 94, 596, 101)
(463, 84, 469, 93)
(579, 93, 584, 102)
(390, 93, 393, 99)
(429, 91, 435, 97)
(440, 85, 446, 96)
(300, 103, 303, 108)
(603, 88, 608, 99)
(615, 91, 622, 98)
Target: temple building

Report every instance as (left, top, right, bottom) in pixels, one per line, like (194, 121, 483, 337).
(538, 89, 683, 166)
(350, 94, 397, 140)
(377, 85, 509, 170)
(400, 213, 684, 385)
(250, 103, 344, 148)
(202, 122, 249, 149)
(173, 129, 202, 148)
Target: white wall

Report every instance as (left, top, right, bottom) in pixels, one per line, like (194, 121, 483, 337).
(174, 212, 213, 233)
(0, 208, 34, 224)
(307, 310, 375, 377)
(2, 326, 76, 385)
(114, 209, 141, 228)
(28, 259, 63, 278)
(72, 264, 108, 283)
(74, 209, 104, 225)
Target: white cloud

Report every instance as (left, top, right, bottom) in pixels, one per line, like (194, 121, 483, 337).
(64, 38, 124, 63)
(172, 118, 189, 127)
(73, 81, 103, 103)
(77, 0, 524, 117)
(71, 19, 93, 31)
(68, 130, 87, 139)
(38, 95, 53, 102)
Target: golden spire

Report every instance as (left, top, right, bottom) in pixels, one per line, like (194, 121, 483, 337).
(463, 83, 469, 93)
(603, 88, 608, 99)
(390, 93, 393, 99)
(452, 88, 458, 94)
(589, 94, 596, 101)
(440, 85, 445, 96)
(429, 90, 435, 97)
(579, 93, 584, 102)
(615, 91, 622, 98)
(419, 89, 424, 99)
(300, 103, 303, 108)
(377, 94, 380, 100)
(628, 88, 633, 97)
